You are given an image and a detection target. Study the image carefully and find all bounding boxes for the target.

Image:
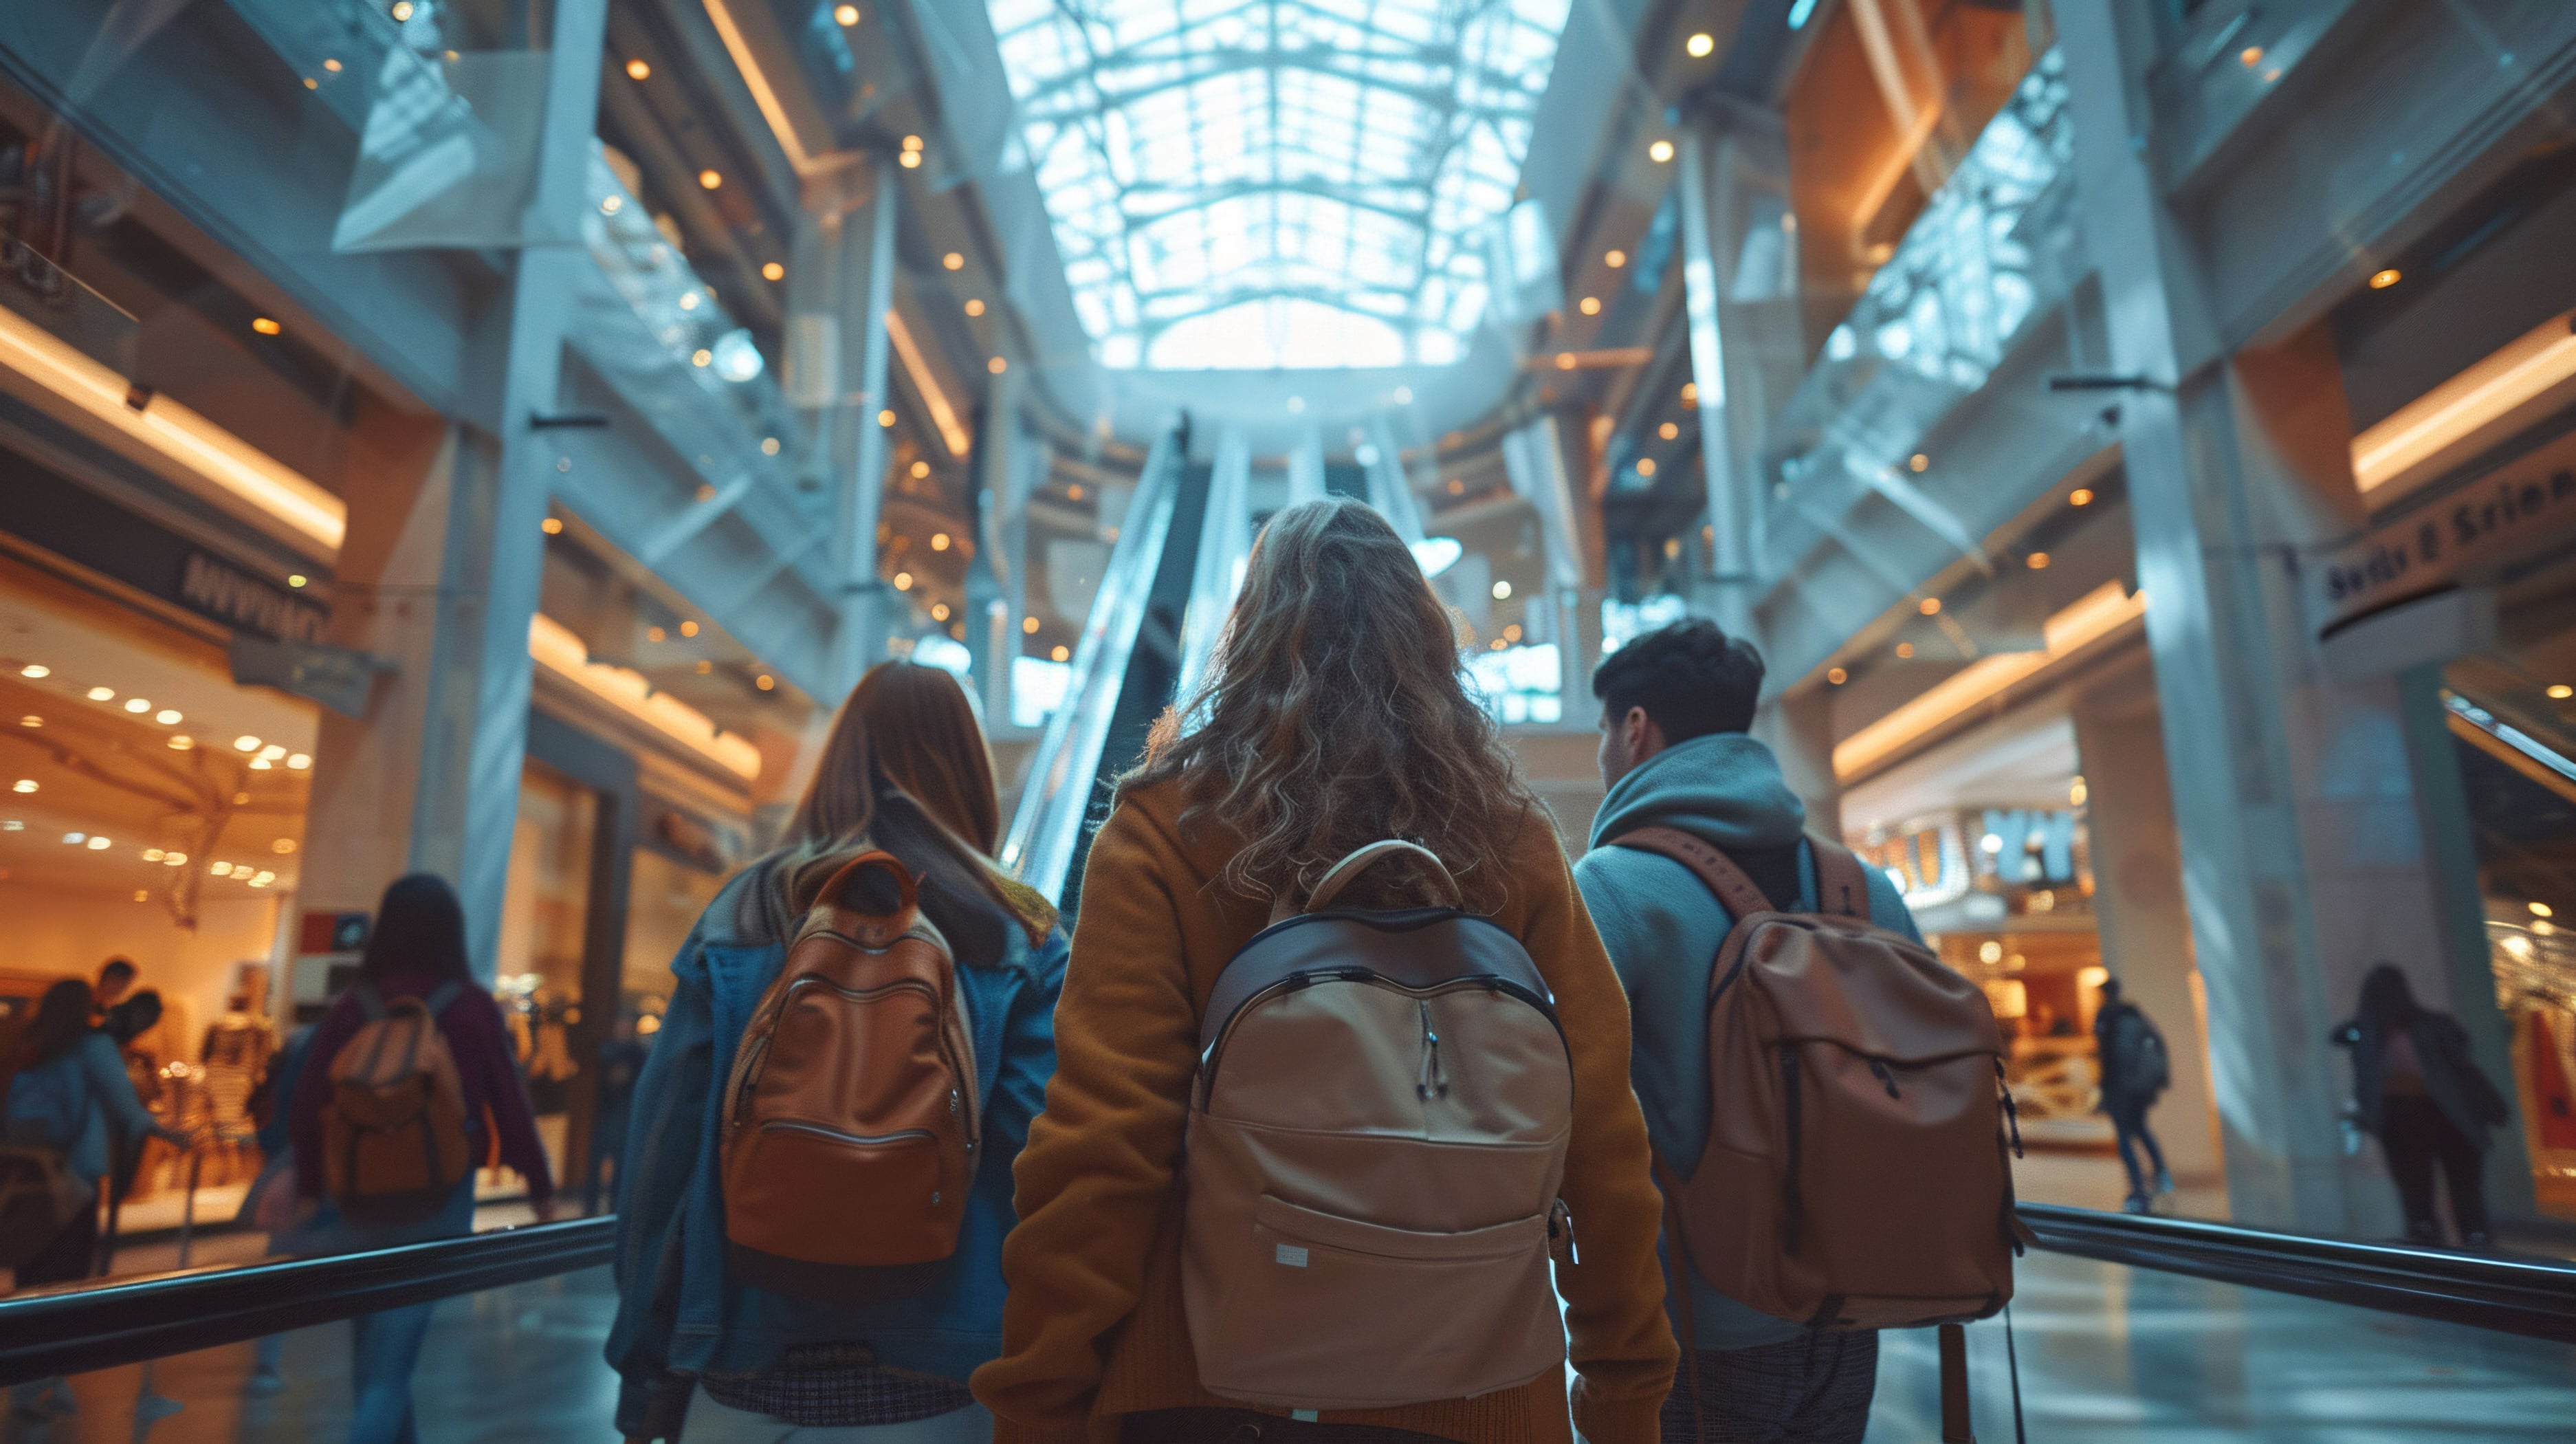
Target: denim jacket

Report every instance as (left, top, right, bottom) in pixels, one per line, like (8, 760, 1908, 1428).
(605, 871, 1068, 1437)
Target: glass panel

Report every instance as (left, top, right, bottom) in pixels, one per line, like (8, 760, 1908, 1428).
(495, 763, 595, 1196)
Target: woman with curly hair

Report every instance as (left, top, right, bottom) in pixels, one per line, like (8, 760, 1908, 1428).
(973, 497, 1675, 1444)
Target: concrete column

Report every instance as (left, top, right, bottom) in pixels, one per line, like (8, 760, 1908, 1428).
(2057, 0, 2517, 1229)
(2072, 688, 2225, 1197)
(828, 164, 900, 697)
(969, 369, 1026, 722)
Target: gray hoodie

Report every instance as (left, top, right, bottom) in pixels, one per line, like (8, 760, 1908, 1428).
(1572, 731, 1922, 1350)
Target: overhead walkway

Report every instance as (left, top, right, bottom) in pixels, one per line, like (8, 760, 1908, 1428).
(3, 1205, 2571, 1441)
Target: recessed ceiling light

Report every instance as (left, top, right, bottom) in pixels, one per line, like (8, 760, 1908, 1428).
(168, 736, 193, 751)
(163, 851, 186, 865)
(287, 754, 312, 770)
(626, 58, 650, 80)
(680, 620, 700, 638)
(698, 169, 723, 190)
(155, 709, 182, 725)
(17, 664, 46, 679)
(123, 698, 151, 714)
(87, 686, 114, 701)
(835, 4, 861, 25)
(1686, 32, 1715, 58)
(212, 861, 234, 876)
(2069, 488, 2095, 506)
(234, 735, 261, 752)
(1649, 140, 1675, 163)
(762, 262, 785, 281)
(2550, 684, 2574, 700)
(11, 780, 34, 794)
(943, 252, 965, 271)
(85, 835, 111, 851)
(17, 716, 36, 729)
(965, 298, 985, 316)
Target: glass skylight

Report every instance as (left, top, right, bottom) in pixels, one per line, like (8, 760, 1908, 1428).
(987, 0, 1573, 371)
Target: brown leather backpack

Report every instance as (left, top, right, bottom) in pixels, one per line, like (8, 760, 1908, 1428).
(1609, 827, 2023, 1333)
(323, 981, 473, 1222)
(720, 851, 976, 1302)
(1182, 841, 1576, 1411)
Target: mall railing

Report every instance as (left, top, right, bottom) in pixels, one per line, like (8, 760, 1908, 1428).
(5, 1203, 2570, 1391)
(996, 422, 1187, 904)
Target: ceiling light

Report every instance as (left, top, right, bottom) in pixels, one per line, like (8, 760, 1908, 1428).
(163, 851, 186, 865)
(679, 292, 701, 311)
(61, 831, 82, 843)
(760, 437, 781, 456)
(1411, 537, 1463, 578)
(699, 169, 723, 190)
(756, 674, 775, 691)
(1682, 382, 1697, 403)
(274, 838, 298, 853)
(1394, 386, 1413, 404)
(1578, 296, 1601, 316)
(835, 4, 861, 25)
(17, 715, 36, 728)
(87, 686, 113, 701)
(212, 861, 233, 876)
(252, 318, 282, 336)
(626, 58, 650, 80)
(681, 620, 700, 637)
(1636, 458, 1658, 477)
(1649, 140, 1675, 163)
(1909, 453, 1929, 472)
(1659, 422, 1679, 440)
(542, 516, 565, 534)
(987, 355, 1008, 374)
(123, 697, 151, 714)
(2240, 45, 2264, 66)
(1051, 645, 1070, 662)
(2532, 901, 2555, 918)
(762, 261, 785, 281)
(251, 870, 275, 886)
(894, 572, 914, 590)
(911, 460, 931, 479)
(2069, 488, 2094, 506)
(2027, 551, 2051, 569)
(154, 709, 181, 725)
(1919, 598, 1941, 615)
(1493, 580, 1512, 600)
(85, 835, 111, 850)
(1, 820, 19, 831)
(2349, 308, 2576, 499)
(167, 736, 192, 750)
(1827, 667, 1848, 686)
(2369, 267, 2401, 289)
(1895, 642, 1915, 658)
(1023, 615, 1040, 634)
(943, 252, 965, 271)
(903, 135, 924, 152)
(1555, 352, 1575, 370)
(287, 753, 312, 770)
(879, 409, 896, 427)
(390, 1, 414, 19)
(1606, 250, 1628, 268)
(258, 743, 287, 760)
(287, 574, 308, 589)
(932, 602, 951, 621)
(17, 664, 46, 678)
(234, 735, 261, 752)
(599, 195, 623, 216)
(1686, 32, 1715, 58)
(2550, 684, 2573, 700)
(144, 848, 165, 862)
(898, 151, 921, 168)
(250, 757, 273, 770)
(691, 349, 713, 367)
(10, 780, 33, 794)
(932, 533, 951, 551)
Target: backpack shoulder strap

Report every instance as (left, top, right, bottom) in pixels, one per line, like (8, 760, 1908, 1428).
(421, 981, 467, 1018)
(1606, 826, 1776, 922)
(1807, 838, 1871, 921)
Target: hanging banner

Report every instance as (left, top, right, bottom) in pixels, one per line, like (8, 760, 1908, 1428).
(2318, 425, 2576, 635)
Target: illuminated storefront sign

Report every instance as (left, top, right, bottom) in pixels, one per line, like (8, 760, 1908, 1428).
(2319, 424, 2576, 634)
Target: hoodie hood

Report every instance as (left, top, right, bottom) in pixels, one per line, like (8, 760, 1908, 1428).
(1587, 732, 1807, 853)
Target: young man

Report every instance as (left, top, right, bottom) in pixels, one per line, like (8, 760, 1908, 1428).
(2093, 976, 2173, 1213)
(1576, 619, 1924, 1444)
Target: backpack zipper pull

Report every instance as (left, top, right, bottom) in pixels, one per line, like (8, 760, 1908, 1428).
(1869, 1059, 1901, 1099)
(1994, 1058, 2026, 1158)
(1415, 999, 1449, 1101)
(1548, 1198, 1579, 1265)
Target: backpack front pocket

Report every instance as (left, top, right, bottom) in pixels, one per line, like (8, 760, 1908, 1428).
(1189, 1193, 1565, 1410)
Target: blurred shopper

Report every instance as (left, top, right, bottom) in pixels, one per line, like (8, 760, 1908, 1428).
(241, 1020, 324, 1394)
(1574, 619, 1925, 1444)
(2333, 963, 2511, 1247)
(289, 874, 556, 1444)
(92, 987, 170, 1275)
(974, 498, 1677, 1444)
(608, 661, 1067, 1444)
(2093, 978, 2173, 1214)
(3, 979, 188, 1422)
(91, 959, 137, 1018)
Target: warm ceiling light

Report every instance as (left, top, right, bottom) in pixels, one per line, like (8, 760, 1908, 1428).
(762, 261, 785, 281)
(1492, 580, 1512, 600)
(1660, 422, 1680, 440)
(894, 571, 914, 590)
(965, 298, 985, 316)
(1919, 598, 1941, 615)
(1908, 453, 1930, 472)
(1605, 249, 1627, 268)
(1393, 386, 1413, 404)
(698, 169, 723, 190)
(1578, 296, 1601, 316)
(1446, 478, 1466, 494)
(898, 151, 921, 169)
(879, 409, 896, 427)
(2369, 267, 2401, 289)
(2069, 488, 2095, 506)
(1686, 32, 1715, 58)
(835, 3, 861, 24)
(154, 710, 181, 725)
(287, 573, 308, 589)
(902, 135, 924, 152)
(252, 317, 282, 336)
(144, 848, 164, 862)
(2549, 683, 2573, 699)
(2027, 551, 2051, 569)
(287, 754, 311, 769)
(1895, 642, 1915, 659)
(1023, 615, 1041, 634)
(1827, 667, 1849, 686)
(234, 735, 261, 752)
(167, 736, 192, 750)
(1636, 457, 1658, 477)
(691, 349, 713, 367)
(626, 58, 650, 80)
(123, 697, 151, 714)
(163, 851, 186, 864)
(1682, 382, 1698, 403)
(85, 835, 111, 850)
(10, 780, 32, 794)
(390, 1, 412, 19)
(259, 743, 287, 761)
(211, 861, 232, 875)
(1649, 140, 1675, 163)
(755, 673, 775, 691)
(760, 437, 781, 455)
(932, 533, 951, 551)
(542, 516, 565, 534)
(1067, 484, 1084, 500)
(1555, 352, 1576, 370)
(1051, 645, 1070, 662)
(932, 602, 951, 621)
(18, 664, 46, 678)
(943, 252, 965, 271)
(680, 620, 700, 637)
(2350, 308, 2576, 499)
(273, 838, 298, 853)
(911, 460, 932, 479)
(2532, 901, 2555, 918)
(2240, 45, 2264, 66)
(17, 715, 36, 728)
(86, 686, 114, 701)
(987, 355, 1007, 374)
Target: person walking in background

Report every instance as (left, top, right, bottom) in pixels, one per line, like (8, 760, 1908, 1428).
(288, 874, 556, 1444)
(3, 979, 191, 1423)
(2333, 963, 2512, 1247)
(2093, 977, 2173, 1214)
(90, 959, 136, 1020)
(242, 1020, 325, 1395)
(1574, 619, 1924, 1444)
(608, 660, 1068, 1444)
(974, 498, 1677, 1444)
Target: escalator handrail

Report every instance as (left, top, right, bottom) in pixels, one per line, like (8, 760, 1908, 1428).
(5, 1203, 2573, 1388)
(0, 1216, 614, 1388)
(2019, 1201, 2576, 1343)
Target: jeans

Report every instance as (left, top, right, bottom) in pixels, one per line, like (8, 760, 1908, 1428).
(341, 1179, 477, 1444)
(2380, 1094, 2489, 1243)
(2105, 1095, 2166, 1202)
(683, 1387, 993, 1443)
(1660, 1332, 1879, 1444)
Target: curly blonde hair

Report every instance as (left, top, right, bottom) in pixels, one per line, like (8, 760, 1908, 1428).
(1121, 496, 1536, 910)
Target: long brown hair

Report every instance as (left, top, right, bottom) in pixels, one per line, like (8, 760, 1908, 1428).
(741, 661, 1044, 956)
(1123, 496, 1536, 909)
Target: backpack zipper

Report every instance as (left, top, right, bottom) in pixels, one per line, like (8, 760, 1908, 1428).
(1415, 1000, 1449, 1101)
(1200, 973, 1563, 1103)
(731, 975, 977, 1147)
(756, 1121, 937, 1148)
(1867, 1058, 1902, 1099)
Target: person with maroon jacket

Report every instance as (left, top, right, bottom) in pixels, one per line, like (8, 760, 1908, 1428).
(287, 873, 555, 1444)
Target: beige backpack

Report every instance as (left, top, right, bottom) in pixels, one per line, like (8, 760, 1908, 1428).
(323, 981, 473, 1222)
(1182, 841, 1576, 1411)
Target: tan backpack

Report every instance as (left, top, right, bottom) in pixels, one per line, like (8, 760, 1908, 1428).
(720, 852, 976, 1302)
(1182, 841, 1576, 1411)
(1609, 827, 2024, 1333)
(324, 981, 473, 1221)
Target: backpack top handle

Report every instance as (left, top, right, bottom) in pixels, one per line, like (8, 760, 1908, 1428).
(810, 850, 921, 948)
(1301, 840, 1464, 915)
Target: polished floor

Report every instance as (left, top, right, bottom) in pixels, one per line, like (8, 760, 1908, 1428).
(8, 1253, 2571, 1442)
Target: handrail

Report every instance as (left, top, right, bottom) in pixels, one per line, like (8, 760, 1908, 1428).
(6, 1202, 2571, 1390)
(0, 1217, 614, 1388)
(2018, 1203, 2576, 1343)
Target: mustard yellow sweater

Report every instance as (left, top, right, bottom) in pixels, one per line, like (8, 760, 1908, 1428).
(971, 781, 1678, 1444)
